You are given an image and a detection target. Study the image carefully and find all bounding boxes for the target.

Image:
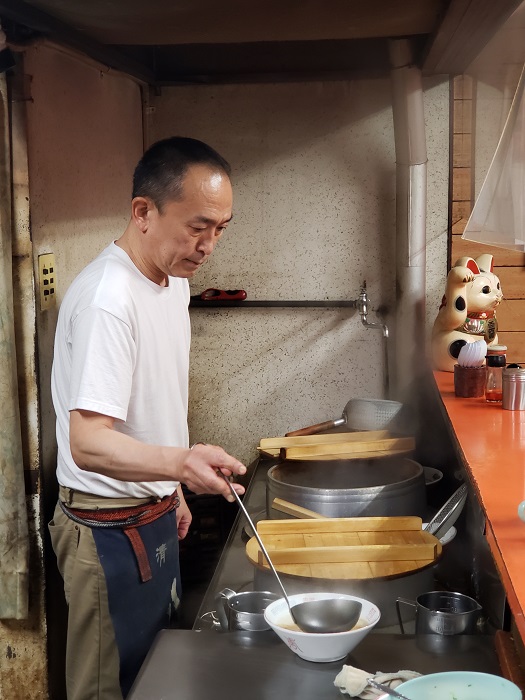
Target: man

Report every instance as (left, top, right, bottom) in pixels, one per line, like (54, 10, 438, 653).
(49, 137, 246, 700)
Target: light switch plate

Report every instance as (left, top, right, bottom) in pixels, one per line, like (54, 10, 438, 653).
(38, 253, 56, 311)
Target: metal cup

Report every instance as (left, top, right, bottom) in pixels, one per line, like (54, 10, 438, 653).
(503, 366, 525, 410)
(214, 588, 280, 632)
(396, 591, 482, 635)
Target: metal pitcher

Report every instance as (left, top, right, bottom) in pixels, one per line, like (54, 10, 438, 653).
(396, 591, 482, 635)
(214, 588, 279, 632)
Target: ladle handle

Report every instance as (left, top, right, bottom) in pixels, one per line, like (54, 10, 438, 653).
(219, 473, 292, 609)
(395, 597, 416, 635)
(285, 417, 344, 437)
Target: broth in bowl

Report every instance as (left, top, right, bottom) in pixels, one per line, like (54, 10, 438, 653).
(276, 612, 368, 633)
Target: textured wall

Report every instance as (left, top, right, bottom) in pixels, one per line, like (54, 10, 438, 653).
(25, 44, 143, 490)
(151, 78, 449, 465)
(22, 43, 143, 698)
(425, 78, 452, 340)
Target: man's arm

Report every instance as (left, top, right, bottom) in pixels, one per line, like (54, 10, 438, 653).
(69, 409, 245, 501)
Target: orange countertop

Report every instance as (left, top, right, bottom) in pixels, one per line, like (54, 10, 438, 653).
(434, 371, 525, 640)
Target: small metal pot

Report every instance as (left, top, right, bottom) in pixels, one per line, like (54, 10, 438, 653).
(424, 466, 443, 488)
(214, 588, 279, 632)
(396, 591, 482, 635)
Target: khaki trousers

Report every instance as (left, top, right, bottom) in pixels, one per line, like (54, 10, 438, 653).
(49, 489, 157, 700)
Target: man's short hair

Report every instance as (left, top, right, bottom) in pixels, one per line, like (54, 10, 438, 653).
(132, 137, 231, 212)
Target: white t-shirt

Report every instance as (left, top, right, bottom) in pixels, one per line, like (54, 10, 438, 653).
(51, 243, 190, 498)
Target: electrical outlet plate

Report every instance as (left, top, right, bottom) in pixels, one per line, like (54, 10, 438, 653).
(38, 253, 56, 311)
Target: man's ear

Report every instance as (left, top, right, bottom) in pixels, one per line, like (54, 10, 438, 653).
(131, 197, 154, 232)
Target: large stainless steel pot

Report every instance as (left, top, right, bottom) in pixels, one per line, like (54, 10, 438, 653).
(266, 456, 426, 519)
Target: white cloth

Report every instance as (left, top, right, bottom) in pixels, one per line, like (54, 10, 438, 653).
(334, 665, 421, 699)
(52, 242, 190, 498)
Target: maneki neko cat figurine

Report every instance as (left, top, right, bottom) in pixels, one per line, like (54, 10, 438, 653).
(431, 254, 503, 372)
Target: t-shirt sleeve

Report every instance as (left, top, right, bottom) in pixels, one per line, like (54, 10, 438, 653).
(69, 306, 136, 421)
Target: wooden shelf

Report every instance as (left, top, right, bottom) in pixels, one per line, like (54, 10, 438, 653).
(189, 300, 357, 308)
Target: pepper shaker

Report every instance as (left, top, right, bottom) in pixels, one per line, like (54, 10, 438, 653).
(503, 364, 525, 410)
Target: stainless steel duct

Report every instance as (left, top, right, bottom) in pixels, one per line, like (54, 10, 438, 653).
(389, 39, 428, 398)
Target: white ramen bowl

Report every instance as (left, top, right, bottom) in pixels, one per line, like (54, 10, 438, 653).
(264, 592, 380, 663)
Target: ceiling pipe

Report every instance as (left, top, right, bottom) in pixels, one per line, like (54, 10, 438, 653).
(389, 39, 428, 399)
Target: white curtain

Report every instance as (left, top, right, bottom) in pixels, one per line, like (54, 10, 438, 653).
(463, 64, 525, 251)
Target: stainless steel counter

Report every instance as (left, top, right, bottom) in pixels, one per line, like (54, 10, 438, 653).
(190, 457, 489, 634)
(128, 629, 499, 700)
(127, 458, 502, 700)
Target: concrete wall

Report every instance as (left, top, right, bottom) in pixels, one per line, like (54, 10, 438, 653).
(150, 77, 449, 465)
(25, 43, 143, 500)
(17, 42, 143, 699)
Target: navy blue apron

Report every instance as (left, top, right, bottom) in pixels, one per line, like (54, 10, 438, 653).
(92, 510, 181, 697)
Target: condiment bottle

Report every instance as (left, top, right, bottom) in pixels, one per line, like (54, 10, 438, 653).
(503, 364, 525, 410)
(485, 345, 507, 402)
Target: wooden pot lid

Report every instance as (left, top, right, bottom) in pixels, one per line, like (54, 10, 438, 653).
(245, 516, 442, 581)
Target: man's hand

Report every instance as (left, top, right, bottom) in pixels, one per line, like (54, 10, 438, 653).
(180, 443, 246, 501)
(176, 487, 192, 540)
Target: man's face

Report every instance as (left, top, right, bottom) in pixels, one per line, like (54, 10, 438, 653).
(140, 164, 233, 283)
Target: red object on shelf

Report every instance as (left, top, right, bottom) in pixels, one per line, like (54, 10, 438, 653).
(198, 288, 247, 301)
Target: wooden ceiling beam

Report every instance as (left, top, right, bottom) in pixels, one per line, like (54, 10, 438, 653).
(422, 0, 524, 75)
(8, 0, 520, 81)
(0, 0, 156, 83)
(422, 0, 522, 75)
(142, 38, 400, 85)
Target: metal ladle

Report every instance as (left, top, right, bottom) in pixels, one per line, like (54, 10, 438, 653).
(221, 473, 362, 634)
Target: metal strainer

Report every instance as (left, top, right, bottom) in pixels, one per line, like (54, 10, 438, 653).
(286, 398, 403, 437)
(344, 398, 403, 432)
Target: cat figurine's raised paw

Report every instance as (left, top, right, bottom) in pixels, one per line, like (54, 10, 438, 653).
(431, 254, 503, 372)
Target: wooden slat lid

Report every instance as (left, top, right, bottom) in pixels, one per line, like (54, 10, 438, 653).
(245, 517, 442, 580)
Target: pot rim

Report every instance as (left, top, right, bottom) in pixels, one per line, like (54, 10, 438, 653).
(267, 458, 424, 495)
